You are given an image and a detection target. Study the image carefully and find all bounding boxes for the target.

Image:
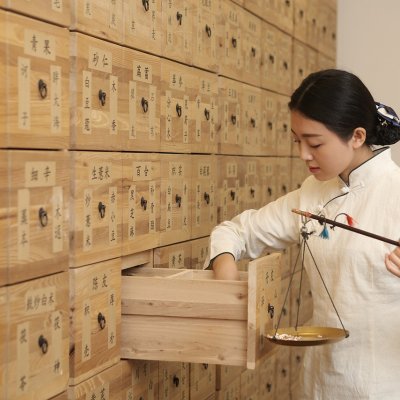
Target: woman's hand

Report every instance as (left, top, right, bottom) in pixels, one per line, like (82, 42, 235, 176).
(212, 253, 240, 280)
(385, 247, 400, 278)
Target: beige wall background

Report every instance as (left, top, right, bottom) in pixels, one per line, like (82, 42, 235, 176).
(337, 0, 400, 164)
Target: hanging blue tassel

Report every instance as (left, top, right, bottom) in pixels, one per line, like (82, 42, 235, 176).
(319, 224, 330, 239)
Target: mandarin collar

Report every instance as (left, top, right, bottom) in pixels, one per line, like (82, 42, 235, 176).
(337, 146, 391, 189)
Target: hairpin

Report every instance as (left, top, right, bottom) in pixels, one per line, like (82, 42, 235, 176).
(375, 102, 400, 128)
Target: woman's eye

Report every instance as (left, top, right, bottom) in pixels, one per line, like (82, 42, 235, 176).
(310, 144, 321, 148)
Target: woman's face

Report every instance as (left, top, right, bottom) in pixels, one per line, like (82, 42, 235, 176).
(291, 111, 357, 182)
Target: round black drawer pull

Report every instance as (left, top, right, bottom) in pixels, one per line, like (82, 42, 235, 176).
(38, 335, 48, 354)
(38, 79, 48, 99)
(98, 90, 107, 106)
(98, 312, 106, 330)
(39, 207, 48, 227)
(98, 202, 106, 218)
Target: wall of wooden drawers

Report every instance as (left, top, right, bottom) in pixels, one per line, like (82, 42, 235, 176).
(0, 0, 336, 399)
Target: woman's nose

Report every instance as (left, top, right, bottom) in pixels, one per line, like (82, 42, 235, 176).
(300, 145, 313, 161)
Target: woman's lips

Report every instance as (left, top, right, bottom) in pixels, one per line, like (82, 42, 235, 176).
(308, 166, 320, 173)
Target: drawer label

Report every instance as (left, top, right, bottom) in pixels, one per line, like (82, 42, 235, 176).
(226, 162, 237, 178)
(88, 163, 112, 184)
(52, 186, 64, 253)
(18, 57, 31, 130)
(128, 81, 137, 139)
(133, 62, 153, 83)
(25, 161, 56, 187)
(109, 76, 118, 135)
(24, 30, 56, 61)
(51, 310, 63, 375)
(82, 299, 91, 361)
(169, 250, 185, 269)
(88, 47, 112, 73)
(24, 286, 57, 314)
(17, 322, 30, 394)
(51, 65, 62, 134)
(17, 189, 30, 260)
(108, 289, 116, 349)
(128, 185, 136, 239)
(82, 70, 92, 135)
(149, 181, 156, 233)
(109, 186, 118, 244)
(83, 188, 93, 251)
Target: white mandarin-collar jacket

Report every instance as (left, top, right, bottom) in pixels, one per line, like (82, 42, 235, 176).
(206, 147, 400, 399)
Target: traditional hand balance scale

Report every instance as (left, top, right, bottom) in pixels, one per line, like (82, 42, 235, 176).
(120, 208, 399, 369)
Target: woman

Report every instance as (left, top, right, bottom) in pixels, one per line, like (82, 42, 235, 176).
(206, 69, 400, 399)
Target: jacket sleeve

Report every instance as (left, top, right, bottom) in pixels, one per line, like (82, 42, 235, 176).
(205, 189, 301, 267)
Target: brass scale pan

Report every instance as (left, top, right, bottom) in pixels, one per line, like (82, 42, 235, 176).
(266, 208, 399, 346)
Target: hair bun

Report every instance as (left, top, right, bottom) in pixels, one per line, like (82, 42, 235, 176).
(374, 102, 400, 145)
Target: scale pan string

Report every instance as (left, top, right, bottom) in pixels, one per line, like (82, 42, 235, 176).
(272, 223, 349, 339)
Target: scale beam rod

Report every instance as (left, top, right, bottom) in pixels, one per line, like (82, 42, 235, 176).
(292, 208, 400, 246)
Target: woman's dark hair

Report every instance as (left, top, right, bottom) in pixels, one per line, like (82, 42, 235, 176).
(289, 69, 400, 146)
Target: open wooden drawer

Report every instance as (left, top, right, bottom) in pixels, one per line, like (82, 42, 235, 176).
(121, 253, 281, 369)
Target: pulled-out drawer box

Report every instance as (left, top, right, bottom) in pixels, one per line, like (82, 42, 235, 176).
(121, 253, 281, 369)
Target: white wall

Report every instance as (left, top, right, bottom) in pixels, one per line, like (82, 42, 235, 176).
(337, 0, 400, 164)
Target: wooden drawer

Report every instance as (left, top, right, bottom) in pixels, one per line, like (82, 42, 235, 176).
(215, 374, 241, 400)
(0, 11, 70, 149)
(122, 153, 160, 256)
(216, 155, 245, 223)
(290, 346, 306, 394)
(70, 151, 122, 268)
(241, 9, 261, 87)
(159, 361, 189, 400)
(159, 154, 192, 246)
(5, 272, 69, 399)
(242, 84, 262, 156)
(260, 90, 278, 156)
(216, 364, 243, 391)
(121, 254, 281, 369)
(1, 0, 71, 26)
(191, 155, 217, 239)
(293, 0, 308, 42)
(69, 258, 121, 385)
(317, 52, 335, 71)
(277, 31, 292, 96)
(292, 40, 308, 94)
(70, 0, 123, 43)
(191, 236, 210, 270)
(190, 363, 216, 400)
(70, 33, 124, 151)
(258, 157, 277, 207)
(191, 69, 218, 154)
(275, 94, 291, 157)
(1, 150, 69, 285)
(123, 0, 162, 56)
(243, 158, 260, 211)
(68, 362, 123, 399)
(291, 157, 309, 191)
(240, 367, 259, 400)
(121, 48, 161, 152)
(154, 241, 192, 270)
(162, 0, 193, 65)
(192, 0, 218, 72)
(258, 352, 276, 400)
(306, 0, 319, 50)
(260, 21, 279, 92)
(216, 0, 243, 81)
(275, 347, 291, 400)
(160, 59, 194, 153)
(275, 157, 291, 199)
(217, 77, 243, 155)
(277, 0, 294, 35)
(121, 359, 159, 400)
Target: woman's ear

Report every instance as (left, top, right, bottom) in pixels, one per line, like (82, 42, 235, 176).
(351, 127, 367, 149)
